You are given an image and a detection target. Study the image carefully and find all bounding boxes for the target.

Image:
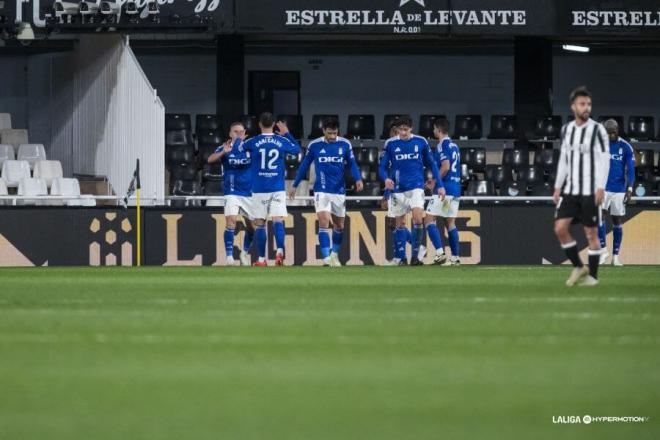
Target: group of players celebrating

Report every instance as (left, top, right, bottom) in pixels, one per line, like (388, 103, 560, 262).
(209, 90, 636, 277)
(208, 112, 462, 267)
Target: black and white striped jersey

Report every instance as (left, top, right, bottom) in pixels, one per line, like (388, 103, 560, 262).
(554, 118, 610, 196)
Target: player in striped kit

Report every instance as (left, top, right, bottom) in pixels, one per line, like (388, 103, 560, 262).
(553, 87, 610, 286)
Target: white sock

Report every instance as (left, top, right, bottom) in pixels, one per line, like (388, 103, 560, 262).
(276, 248, 283, 254)
(258, 257, 266, 262)
(436, 248, 445, 256)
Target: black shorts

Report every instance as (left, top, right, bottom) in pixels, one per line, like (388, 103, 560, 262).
(555, 195, 600, 227)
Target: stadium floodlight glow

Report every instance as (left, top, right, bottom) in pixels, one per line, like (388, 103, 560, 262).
(54, 1, 80, 24)
(562, 44, 590, 53)
(100, 0, 121, 23)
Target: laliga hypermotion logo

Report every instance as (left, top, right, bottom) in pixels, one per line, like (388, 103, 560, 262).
(89, 212, 133, 266)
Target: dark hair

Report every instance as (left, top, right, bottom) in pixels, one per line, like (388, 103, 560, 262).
(570, 86, 591, 103)
(322, 118, 339, 130)
(259, 112, 275, 128)
(229, 121, 245, 130)
(433, 117, 450, 134)
(394, 116, 413, 128)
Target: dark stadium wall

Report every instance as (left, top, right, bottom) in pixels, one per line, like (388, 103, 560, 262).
(137, 54, 217, 117)
(243, 54, 514, 137)
(0, 55, 29, 129)
(0, 52, 75, 175)
(553, 55, 660, 121)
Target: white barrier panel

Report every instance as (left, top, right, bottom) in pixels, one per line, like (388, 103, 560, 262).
(72, 35, 165, 204)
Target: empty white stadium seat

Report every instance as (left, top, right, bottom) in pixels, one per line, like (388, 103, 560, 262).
(50, 177, 95, 206)
(33, 160, 63, 188)
(17, 177, 48, 205)
(17, 144, 47, 169)
(0, 129, 28, 148)
(1, 160, 31, 187)
(0, 113, 11, 130)
(0, 144, 15, 168)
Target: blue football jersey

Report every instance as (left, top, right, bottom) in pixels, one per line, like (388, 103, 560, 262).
(606, 138, 635, 193)
(293, 136, 361, 195)
(242, 132, 301, 193)
(436, 138, 462, 198)
(379, 135, 442, 193)
(215, 138, 252, 197)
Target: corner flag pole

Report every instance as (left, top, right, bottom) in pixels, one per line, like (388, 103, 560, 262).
(135, 159, 141, 267)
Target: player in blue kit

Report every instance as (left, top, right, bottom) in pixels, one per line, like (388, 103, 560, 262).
(208, 121, 255, 266)
(289, 119, 363, 266)
(379, 117, 445, 266)
(241, 112, 301, 267)
(598, 119, 635, 266)
(424, 118, 462, 265)
(381, 122, 416, 266)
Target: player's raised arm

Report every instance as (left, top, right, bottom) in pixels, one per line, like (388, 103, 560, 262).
(207, 139, 235, 164)
(276, 122, 302, 155)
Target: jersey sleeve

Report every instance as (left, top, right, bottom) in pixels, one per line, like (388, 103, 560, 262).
(282, 132, 302, 155)
(241, 137, 254, 152)
(594, 124, 611, 191)
(626, 144, 636, 190)
(345, 143, 362, 182)
(554, 125, 570, 190)
(423, 142, 443, 188)
(378, 144, 392, 183)
(439, 140, 450, 163)
(293, 145, 314, 188)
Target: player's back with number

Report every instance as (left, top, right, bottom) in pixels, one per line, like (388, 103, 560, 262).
(243, 133, 300, 193)
(439, 139, 461, 197)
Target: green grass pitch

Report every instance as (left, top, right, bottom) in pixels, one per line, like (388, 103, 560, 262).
(0, 266, 659, 439)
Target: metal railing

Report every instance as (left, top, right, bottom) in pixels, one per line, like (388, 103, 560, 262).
(1, 195, 660, 206)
